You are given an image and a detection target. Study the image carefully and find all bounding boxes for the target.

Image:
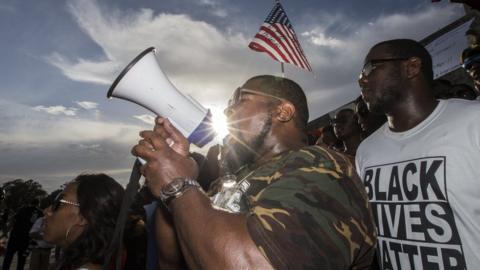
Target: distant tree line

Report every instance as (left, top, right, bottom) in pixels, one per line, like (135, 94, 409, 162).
(0, 179, 63, 236)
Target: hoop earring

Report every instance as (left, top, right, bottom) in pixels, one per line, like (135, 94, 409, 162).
(65, 223, 86, 244)
(65, 224, 74, 243)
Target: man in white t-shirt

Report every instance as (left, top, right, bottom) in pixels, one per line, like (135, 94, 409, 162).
(356, 39, 480, 270)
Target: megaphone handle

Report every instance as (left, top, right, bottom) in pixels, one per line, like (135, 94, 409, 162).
(137, 157, 147, 165)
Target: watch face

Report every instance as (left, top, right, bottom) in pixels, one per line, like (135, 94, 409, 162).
(163, 178, 185, 195)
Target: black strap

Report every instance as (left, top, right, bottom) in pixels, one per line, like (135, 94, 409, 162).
(103, 159, 142, 270)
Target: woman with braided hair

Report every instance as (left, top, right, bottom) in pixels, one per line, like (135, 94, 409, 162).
(43, 174, 124, 270)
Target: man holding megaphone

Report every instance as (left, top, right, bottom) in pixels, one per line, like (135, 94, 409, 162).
(132, 75, 377, 269)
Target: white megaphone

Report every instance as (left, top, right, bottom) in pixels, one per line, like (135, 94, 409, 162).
(107, 47, 216, 148)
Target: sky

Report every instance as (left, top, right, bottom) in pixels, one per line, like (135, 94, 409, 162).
(0, 0, 466, 192)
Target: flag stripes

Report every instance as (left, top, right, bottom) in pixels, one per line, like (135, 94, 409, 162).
(248, 2, 312, 71)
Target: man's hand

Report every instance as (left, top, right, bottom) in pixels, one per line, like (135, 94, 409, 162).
(153, 117, 190, 157)
(132, 117, 199, 197)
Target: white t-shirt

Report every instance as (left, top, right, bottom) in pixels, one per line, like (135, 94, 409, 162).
(356, 99, 480, 270)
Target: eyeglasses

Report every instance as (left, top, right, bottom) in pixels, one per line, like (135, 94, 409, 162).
(52, 194, 80, 212)
(462, 54, 480, 71)
(359, 57, 410, 79)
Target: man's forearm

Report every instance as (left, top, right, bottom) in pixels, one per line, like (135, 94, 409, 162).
(155, 206, 186, 270)
(169, 188, 273, 270)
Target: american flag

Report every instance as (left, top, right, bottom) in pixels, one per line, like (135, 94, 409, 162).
(248, 2, 312, 71)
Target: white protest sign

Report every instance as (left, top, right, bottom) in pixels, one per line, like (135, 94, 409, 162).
(425, 19, 474, 79)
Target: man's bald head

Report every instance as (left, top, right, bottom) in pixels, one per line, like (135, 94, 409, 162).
(243, 75, 309, 127)
(371, 39, 433, 83)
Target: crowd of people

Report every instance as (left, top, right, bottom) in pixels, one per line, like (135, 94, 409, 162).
(1, 26, 479, 270)
(0, 175, 149, 270)
(127, 39, 478, 269)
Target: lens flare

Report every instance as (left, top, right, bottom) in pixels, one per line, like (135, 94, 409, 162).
(210, 107, 229, 142)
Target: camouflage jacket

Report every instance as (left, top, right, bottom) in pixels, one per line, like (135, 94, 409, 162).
(212, 145, 377, 269)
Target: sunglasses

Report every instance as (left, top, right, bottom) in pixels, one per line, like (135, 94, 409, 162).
(462, 54, 480, 71)
(359, 57, 410, 79)
(52, 193, 80, 212)
(227, 88, 287, 108)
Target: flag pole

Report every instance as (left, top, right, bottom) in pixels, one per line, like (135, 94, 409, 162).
(281, 62, 285, 77)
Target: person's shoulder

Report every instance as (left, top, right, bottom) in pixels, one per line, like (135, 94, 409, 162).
(357, 123, 387, 154)
(282, 144, 320, 160)
(285, 144, 347, 163)
(277, 145, 350, 172)
(444, 97, 478, 105)
(32, 216, 44, 226)
(247, 149, 376, 269)
(441, 99, 480, 124)
(256, 145, 324, 176)
(444, 98, 480, 113)
(266, 145, 359, 186)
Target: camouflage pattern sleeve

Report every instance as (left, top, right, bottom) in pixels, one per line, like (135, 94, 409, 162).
(246, 146, 377, 269)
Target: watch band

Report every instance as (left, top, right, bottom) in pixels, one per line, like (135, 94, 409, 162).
(159, 178, 201, 208)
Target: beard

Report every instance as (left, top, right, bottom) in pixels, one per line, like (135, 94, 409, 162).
(367, 68, 405, 115)
(223, 113, 273, 172)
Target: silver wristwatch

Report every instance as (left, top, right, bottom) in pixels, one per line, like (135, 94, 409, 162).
(159, 177, 201, 207)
